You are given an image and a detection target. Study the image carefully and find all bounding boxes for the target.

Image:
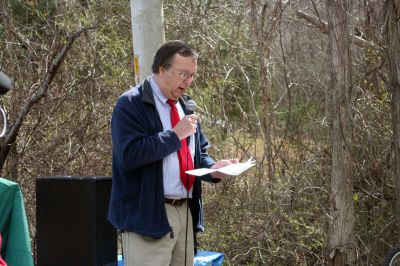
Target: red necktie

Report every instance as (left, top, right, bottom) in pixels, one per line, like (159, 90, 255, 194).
(167, 99, 195, 191)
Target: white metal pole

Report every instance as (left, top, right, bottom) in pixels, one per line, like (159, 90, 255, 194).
(130, 0, 165, 84)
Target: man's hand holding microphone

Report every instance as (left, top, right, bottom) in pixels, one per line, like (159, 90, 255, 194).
(172, 114, 198, 141)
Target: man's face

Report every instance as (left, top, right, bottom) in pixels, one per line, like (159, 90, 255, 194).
(156, 54, 197, 100)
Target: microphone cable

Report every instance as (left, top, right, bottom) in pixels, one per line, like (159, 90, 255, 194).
(184, 98, 196, 266)
(184, 134, 190, 266)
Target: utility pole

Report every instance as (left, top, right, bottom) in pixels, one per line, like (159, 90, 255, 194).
(130, 0, 165, 84)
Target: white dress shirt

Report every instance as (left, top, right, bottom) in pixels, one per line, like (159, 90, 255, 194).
(150, 77, 195, 199)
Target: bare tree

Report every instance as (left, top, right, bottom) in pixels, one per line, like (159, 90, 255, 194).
(0, 1, 132, 241)
(0, 3, 93, 173)
(248, 0, 285, 180)
(326, 0, 357, 264)
(383, 0, 400, 240)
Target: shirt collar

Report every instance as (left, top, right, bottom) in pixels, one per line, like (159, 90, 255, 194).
(150, 76, 169, 104)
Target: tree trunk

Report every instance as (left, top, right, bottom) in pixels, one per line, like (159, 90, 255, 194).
(249, 0, 283, 181)
(130, 0, 165, 84)
(383, 0, 400, 239)
(326, 0, 357, 264)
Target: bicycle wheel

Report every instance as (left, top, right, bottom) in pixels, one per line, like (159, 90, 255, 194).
(384, 247, 400, 266)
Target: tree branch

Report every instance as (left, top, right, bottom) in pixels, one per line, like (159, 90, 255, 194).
(295, 10, 383, 51)
(0, 26, 95, 171)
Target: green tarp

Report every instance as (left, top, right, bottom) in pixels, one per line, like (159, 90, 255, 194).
(0, 178, 33, 266)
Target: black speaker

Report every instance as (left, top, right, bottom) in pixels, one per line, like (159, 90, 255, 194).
(36, 176, 117, 266)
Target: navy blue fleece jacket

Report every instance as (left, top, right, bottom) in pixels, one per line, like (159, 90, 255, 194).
(108, 78, 218, 238)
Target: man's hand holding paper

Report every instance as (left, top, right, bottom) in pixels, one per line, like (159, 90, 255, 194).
(210, 159, 239, 179)
(186, 158, 255, 178)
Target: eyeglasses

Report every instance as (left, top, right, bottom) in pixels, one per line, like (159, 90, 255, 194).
(176, 71, 198, 81)
(168, 66, 198, 81)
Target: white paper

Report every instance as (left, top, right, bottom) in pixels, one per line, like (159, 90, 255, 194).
(185, 158, 255, 177)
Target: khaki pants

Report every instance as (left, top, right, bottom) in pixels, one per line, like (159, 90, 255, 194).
(122, 201, 194, 266)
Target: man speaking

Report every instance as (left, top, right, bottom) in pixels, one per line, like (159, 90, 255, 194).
(108, 40, 238, 266)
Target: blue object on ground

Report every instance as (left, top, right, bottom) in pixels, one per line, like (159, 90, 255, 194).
(117, 250, 224, 266)
(194, 251, 224, 266)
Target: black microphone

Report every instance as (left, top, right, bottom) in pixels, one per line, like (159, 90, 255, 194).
(185, 100, 196, 145)
(0, 72, 11, 95)
(185, 100, 196, 115)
